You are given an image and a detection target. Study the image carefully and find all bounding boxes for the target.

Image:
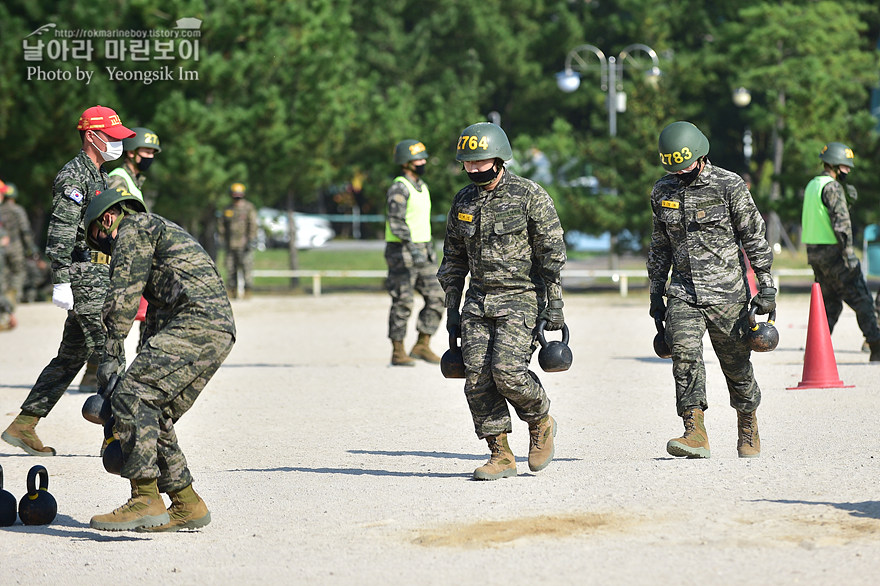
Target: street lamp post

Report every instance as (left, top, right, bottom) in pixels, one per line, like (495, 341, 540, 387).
(556, 43, 661, 137)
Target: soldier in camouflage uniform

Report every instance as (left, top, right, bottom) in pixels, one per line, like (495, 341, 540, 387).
(219, 182, 258, 299)
(648, 121, 776, 460)
(0, 201, 15, 331)
(801, 142, 880, 361)
(0, 182, 38, 307)
(84, 186, 235, 532)
(2, 106, 135, 457)
(385, 139, 444, 366)
(438, 123, 565, 481)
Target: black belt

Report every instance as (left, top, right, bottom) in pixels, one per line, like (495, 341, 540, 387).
(72, 250, 111, 264)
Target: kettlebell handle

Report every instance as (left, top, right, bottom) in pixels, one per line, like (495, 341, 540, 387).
(748, 306, 777, 330)
(537, 319, 569, 347)
(654, 318, 665, 336)
(448, 328, 461, 352)
(27, 465, 49, 495)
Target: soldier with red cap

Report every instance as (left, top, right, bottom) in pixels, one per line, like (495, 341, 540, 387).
(2, 105, 135, 457)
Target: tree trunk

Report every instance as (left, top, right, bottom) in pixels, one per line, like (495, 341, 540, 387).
(286, 190, 299, 289)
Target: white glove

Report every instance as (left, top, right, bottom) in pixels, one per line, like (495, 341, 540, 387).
(52, 283, 74, 310)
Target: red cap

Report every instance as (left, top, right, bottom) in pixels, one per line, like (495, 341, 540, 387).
(77, 105, 136, 140)
(0, 180, 8, 195)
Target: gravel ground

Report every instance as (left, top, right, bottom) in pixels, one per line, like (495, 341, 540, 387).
(1, 291, 879, 585)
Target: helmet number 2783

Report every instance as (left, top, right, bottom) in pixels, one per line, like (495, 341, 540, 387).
(659, 146, 692, 167)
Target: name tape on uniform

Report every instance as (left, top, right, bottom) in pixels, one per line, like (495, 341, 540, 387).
(661, 200, 679, 209)
(458, 213, 474, 222)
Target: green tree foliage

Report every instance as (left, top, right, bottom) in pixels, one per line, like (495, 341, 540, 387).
(0, 0, 879, 258)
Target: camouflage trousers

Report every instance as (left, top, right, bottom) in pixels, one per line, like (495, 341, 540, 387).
(384, 243, 443, 341)
(111, 326, 234, 493)
(461, 309, 549, 438)
(808, 247, 880, 342)
(3, 249, 25, 306)
(666, 297, 760, 417)
(225, 247, 254, 293)
(20, 283, 108, 416)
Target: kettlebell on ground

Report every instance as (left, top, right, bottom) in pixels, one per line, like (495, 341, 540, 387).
(537, 320, 573, 373)
(0, 465, 17, 526)
(18, 465, 57, 525)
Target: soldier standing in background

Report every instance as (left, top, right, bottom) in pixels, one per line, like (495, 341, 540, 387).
(438, 123, 565, 481)
(385, 139, 444, 366)
(0, 182, 38, 307)
(801, 141, 880, 361)
(0, 186, 16, 331)
(648, 121, 775, 460)
(1, 105, 134, 456)
(84, 186, 235, 532)
(219, 183, 258, 299)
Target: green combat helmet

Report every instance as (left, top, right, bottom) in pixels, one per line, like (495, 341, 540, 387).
(393, 139, 429, 165)
(122, 127, 162, 153)
(819, 142, 854, 168)
(84, 186, 148, 251)
(455, 122, 513, 162)
(658, 121, 710, 172)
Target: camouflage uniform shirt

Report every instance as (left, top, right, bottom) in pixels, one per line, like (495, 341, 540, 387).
(220, 198, 258, 251)
(46, 150, 109, 289)
(0, 199, 37, 258)
(437, 170, 566, 314)
(103, 213, 236, 360)
(647, 162, 773, 305)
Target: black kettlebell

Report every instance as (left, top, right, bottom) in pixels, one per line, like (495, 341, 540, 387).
(440, 331, 465, 379)
(82, 393, 110, 425)
(18, 465, 57, 525)
(102, 419, 123, 475)
(653, 318, 672, 359)
(746, 307, 779, 352)
(82, 373, 117, 425)
(0, 465, 17, 527)
(537, 320, 573, 373)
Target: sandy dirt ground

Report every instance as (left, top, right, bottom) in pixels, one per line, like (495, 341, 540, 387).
(1, 290, 879, 585)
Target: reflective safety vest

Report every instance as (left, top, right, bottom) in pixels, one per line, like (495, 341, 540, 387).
(108, 167, 144, 202)
(385, 176, 432, 243)
(801, 175, 837, 245)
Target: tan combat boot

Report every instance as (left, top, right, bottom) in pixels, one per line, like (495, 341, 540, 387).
(78, 358, 99, 394)
(0, 312, 16, 331)
(141, 484, 211, 532)
(391, 340, 416, 366)
(737, 411, 761, 458)
(90, 478, 170, 531)
(528, 415, 557, 472)
(409, 333, 441, 363)
(666, 408, 711, 458)
(2, 413, 56, 456)
(473, 434, 517, 480)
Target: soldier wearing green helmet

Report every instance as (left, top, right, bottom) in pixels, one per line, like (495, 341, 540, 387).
(84, 185, 235, 532)
(108, 126, 160, 205)
(648, 120, 775, 460)
(384, 139, 444, 366)
(438, 122, 565, 481)
(802, 141, 880, 360)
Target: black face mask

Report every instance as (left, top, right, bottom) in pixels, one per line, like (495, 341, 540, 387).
(136, 157, 154, 172)
(837, 169, 848, 183)
(466, 164, 501, 186)
(676, 163, 701, 186)
(94, 232, 115, 256)
(411, 163, 426, 176)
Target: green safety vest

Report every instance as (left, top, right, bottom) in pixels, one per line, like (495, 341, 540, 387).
(108, 167, 144, 202)
(801, 175, 837, 245)
(385, 176, 432, 243)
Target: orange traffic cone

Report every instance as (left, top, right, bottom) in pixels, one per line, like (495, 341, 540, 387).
(787, 283, 853, 389)
(742, 248, 758, 296)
